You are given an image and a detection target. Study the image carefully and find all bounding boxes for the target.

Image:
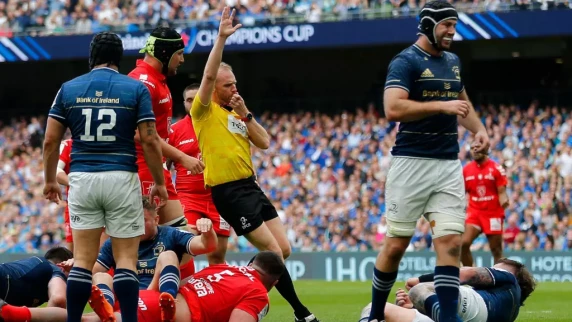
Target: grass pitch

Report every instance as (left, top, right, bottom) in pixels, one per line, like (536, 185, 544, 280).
(264, 281, 569, 322)
(80, 281, 568, 321)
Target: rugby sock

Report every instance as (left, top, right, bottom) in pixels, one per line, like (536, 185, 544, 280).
(249, 255, 312, 319)
(434, 266, 462, 322)
(159, 265, 180, 298)
(97, 283, 115, 307)
(0, 304, 32, 322)
(66, 266, 93, 322)
(424, 294, 441, 322)
(113, 268, 139, 322)
(275, 268, 312, 319)
(369, 267, 397, 321)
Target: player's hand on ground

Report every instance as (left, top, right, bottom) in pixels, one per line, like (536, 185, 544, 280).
(405, 277, 420, 290)
(472, 130, 490, 154)
(441, 100, 469, 118)
(181, 155, 205, 175)
(195, 218, 213, 233)
(43, 181, 62, 204)
(229, 94, 248, 117)
(395, 288, 414, 309)
(150, 184, 168, 210)
(218, 7, 242, 38)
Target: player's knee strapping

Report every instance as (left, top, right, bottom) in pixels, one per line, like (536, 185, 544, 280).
(161, 216, 189, 231)
(425, 213, 465, 238)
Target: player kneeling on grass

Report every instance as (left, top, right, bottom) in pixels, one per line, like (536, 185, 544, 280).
(359, 258, 536, 322)
(85, 250, 285, 322)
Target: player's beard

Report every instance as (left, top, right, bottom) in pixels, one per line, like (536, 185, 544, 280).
(473, 153, 486, 162)
(437, 34, 453, 50)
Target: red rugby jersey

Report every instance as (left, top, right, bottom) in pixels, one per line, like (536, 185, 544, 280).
(128, 60, 173, 165)
(463, 159, 507, 215)
(169, 115, 209, 195)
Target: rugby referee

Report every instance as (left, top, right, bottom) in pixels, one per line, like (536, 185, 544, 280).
(190, 7, 319, 322)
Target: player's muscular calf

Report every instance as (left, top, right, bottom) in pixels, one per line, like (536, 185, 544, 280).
(433, 234, 462, 266)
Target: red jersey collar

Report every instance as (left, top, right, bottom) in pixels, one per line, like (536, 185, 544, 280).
(475, 158, 491, 168)
(136, 59, 166, 83)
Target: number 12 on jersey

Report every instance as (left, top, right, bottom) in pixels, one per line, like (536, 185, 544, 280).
(81, 108, 117, 142)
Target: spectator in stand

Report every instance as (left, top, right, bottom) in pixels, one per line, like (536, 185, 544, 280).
(2, 100, 572, 254)
(0, 0, 570, 36)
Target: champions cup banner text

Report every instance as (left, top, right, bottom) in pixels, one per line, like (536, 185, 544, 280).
(1, 251, 571, 282)
(1, 10, 572, 62)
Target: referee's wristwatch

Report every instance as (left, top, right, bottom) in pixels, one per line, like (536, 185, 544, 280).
(241, 112, 253, 123)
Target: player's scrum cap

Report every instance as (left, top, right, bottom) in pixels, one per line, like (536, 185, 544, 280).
(89, 32, 123, 70)
(140, 27, 185, 75)
(417, 0, 458, 47)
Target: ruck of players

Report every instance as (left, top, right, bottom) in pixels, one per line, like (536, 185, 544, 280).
(0, 2, 539, 322)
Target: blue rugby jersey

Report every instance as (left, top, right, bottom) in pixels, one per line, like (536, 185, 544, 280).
(48, 67, 155, 173)
(96, 226, 195, 289)
(385, 45, 465, 160)
(474, 267, 522, 322)
(0, 256, 66, 307)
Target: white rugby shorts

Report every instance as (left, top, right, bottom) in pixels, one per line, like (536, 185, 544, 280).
(458, 286, 488, 322)
(385, 157, 466, 238)
(68, 171, 144, 238)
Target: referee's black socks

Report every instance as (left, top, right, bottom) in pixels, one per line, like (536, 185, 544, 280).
(248, 255, 312, 319)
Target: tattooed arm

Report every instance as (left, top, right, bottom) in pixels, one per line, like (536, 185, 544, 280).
(460, 267, 495, 288)
(408, 283, 435, 315)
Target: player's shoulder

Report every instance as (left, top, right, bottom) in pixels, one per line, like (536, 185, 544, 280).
(170, 118, 185, 131)
(114, 72, 147, 87)
(129, 67, 159, 89)
(390, 46, 417, 64)
(488, 267, 518, 284)
(463, 161, 476, 171)
(442, 51, 462, 63)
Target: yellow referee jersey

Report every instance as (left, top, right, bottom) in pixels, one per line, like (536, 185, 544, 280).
(190, 94, 254, 187)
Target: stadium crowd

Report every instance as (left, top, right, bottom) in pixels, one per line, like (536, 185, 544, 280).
(1, 102, 572, 254)
(0, 0, 570, 36)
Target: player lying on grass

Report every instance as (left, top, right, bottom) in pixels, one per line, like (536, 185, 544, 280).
(0, 247, 72, 311)
(0, 248, 200, 322)
(359, 258, 536, 322)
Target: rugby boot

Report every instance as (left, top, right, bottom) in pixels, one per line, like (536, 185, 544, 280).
(295, 313, 320, 322)
(88, 285, 116, 322)
(159, 292, 177, 322)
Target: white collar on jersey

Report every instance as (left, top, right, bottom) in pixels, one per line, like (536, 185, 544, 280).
(91, 67, 119, 73)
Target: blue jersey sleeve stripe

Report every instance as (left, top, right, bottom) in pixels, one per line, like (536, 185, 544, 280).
(384, 85, 410, 92)
(97, 259, 111, 271)
(48, 113, 66, 120)
(460, 86, 465, 93)
(186, 235, 195, 256)
(137, 117, 156, 124)
(484, 267, 496, 286)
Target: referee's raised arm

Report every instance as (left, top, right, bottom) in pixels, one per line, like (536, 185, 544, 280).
(192, 7, 242, 119)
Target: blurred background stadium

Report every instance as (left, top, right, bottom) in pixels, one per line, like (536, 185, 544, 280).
(1, 2, 572, 319)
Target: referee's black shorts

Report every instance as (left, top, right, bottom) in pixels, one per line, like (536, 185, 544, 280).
(211, 176, 278, 236)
